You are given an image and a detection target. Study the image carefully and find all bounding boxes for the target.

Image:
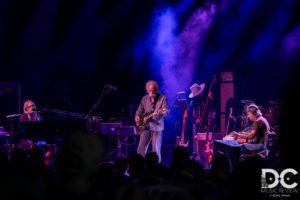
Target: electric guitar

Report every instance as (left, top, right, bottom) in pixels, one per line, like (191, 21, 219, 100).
(176, 109, 189, 147)
(203, 112, 214, 168)
(136, 107, 168, 134)
(201, 75, 217, 167)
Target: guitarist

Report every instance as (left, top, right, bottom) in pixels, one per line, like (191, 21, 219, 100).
(135, 80, 168, 163)
(188, 82, 214, 157)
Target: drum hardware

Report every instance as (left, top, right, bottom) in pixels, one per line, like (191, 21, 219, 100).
(268, 101, 284, 105)
(240, 99, 255, 104)
(265, 100, 283, 128)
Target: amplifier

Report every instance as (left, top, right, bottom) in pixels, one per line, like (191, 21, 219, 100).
(213, 140, 242, 171)
(195, 133, 223, 159)
(0, 83, 21, 134)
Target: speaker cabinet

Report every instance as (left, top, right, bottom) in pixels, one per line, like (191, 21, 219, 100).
(195, 133, 222, 158)
(213, 140, 242, 171)
(220, 72, 234, 135)
(0, 83, 21, 133)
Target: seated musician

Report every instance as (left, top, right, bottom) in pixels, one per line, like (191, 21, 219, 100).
(230, 104, 270, 156)
(20, 100, 42, 121)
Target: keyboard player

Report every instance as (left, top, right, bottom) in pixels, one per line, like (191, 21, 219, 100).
(20, 100, 42, 121)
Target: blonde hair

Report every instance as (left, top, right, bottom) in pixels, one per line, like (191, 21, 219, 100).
(23, 100, 36, 113)
(145, 80, 159, 92)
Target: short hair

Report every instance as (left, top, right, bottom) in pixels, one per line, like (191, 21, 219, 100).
(23, 100, 36, 113)
(246, 104, 262, 117)
(145, 80, 159, 92)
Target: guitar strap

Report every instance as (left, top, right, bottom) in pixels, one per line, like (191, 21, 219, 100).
(151, 94, 161, 113)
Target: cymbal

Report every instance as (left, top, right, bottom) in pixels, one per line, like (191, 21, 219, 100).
(240, 99, 255, 104)
(268, 101, 284, 105)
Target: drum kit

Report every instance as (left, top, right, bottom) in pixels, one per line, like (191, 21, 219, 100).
(265, 101, 283, 130)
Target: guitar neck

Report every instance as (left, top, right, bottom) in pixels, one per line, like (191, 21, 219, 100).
(180, 110, 187, 143)
(144, 108, 167, 121)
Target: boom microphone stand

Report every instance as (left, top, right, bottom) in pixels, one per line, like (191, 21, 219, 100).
(87, 85, 112, 133)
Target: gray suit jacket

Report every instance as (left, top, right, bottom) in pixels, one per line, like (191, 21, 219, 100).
(135, 94, 168, 132)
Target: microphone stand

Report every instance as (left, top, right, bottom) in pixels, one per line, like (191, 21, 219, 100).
(87, 85, 112, 133)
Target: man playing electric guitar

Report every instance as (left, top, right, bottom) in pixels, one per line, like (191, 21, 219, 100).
(135, 80, 168, 163)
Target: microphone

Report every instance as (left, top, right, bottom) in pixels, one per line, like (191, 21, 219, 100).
(106, 84, 117, 90)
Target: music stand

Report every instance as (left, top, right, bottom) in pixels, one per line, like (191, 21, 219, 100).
(100, 123, 136, 135)
(100, 123, 136, 162)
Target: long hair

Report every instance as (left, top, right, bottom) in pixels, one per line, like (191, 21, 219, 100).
(23, 100, 36, 113)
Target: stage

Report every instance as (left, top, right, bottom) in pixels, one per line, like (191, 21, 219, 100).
(0, 0, 299, 199)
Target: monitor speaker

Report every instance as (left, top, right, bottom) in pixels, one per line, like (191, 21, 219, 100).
(0, 83, 21, 133)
